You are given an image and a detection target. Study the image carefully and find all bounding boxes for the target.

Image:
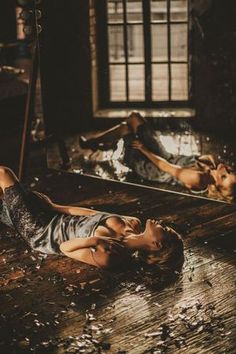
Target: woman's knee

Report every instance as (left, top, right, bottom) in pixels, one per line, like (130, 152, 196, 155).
(127, 111, 146, 131)
(120, 122, 132, 135)
(0, 166, 11, 176)
(0, 166, 17, 185)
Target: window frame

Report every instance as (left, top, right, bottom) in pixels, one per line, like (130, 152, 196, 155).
(95, 0, 194, 109)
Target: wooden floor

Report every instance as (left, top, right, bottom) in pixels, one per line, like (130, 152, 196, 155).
(0, 169, 236, 354)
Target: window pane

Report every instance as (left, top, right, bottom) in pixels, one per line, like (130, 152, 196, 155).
(127, 0, 143, 23)
(128, 64, 145, 100)
(170, 0, 188, 22)
(151, 0, 167, 23)
(128, 25, 144, 62)
(171, 24, 187, 61)
(108, 25, 125, 63)
(171, 63, 188, 100)
(107, 0, 123, 23)
(152, 24, 168, 62)
(152, 64, 169, 101)
(105, 0, 190, 104)
(110, 65, 126, 101)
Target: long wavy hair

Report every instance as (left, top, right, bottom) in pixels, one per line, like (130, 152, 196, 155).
(207, 183, 236, 202)
(197, 156, 236, 202)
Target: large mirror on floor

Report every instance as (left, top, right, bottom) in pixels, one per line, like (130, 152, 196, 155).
(47, 113, 236, 204)
(38, 0, 236, 204)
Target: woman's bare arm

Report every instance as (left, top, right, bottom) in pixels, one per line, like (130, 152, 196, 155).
(60, 236, 98, 252)
(33, 192, 100, 216)
(60, 236, 114, 268)
(132, 140, 205, 189)
(51, 204, 99, 216)
(61, 247, 110, 268)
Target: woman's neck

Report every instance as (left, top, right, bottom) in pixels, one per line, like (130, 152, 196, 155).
(123, 233, 148, 250)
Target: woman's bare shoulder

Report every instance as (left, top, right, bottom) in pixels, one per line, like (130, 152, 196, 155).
(180, 169, 208, 190)
(104, 215, 125, 229)
(94, 225, 112, 237)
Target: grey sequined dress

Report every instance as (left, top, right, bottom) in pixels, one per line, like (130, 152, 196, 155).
(0, 183, 113, 254)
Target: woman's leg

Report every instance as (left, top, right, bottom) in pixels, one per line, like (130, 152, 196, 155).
(135, 118, 173, 160)
(79, 122, 131, 150)
(0, 166, 52, 246)
(123, 112, 174, 171)
(0, 166, 18, 192)
(0, 167, 20, 228)
(126, 111, 147, 133)
(79, 111, 146, 150)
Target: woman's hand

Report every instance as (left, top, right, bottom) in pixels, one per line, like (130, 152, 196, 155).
(95, 236, 124, 254)
(198, 154, 218, 169)
(132, 140, 147, 152)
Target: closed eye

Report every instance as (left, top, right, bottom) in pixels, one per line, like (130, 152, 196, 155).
(226, 168, 235, 175)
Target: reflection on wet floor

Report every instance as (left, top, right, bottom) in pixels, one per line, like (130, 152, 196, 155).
(47, 129, 236, 201)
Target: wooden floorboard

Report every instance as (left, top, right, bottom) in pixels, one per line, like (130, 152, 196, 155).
(0, 170, 236, 353)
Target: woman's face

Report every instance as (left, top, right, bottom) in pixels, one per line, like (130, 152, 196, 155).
(143, 219, 173, 251)
(215, 163, 236, 198)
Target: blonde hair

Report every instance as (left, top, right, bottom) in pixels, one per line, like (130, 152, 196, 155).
(207, 183, 236, 203)
(197, 156, 236, 202)
(138, 227, 184, 272)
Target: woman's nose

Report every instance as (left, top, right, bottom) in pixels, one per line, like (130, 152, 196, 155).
(217, 163, 224, 171)
(156, 223, 165, 231)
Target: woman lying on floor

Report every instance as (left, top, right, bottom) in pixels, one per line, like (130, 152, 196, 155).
(79, 111, 236, 202)
(0, 166, 184, 271)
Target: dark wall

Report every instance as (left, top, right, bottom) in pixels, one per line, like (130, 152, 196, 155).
(40, 0, 92, 135)
(39, 0, 236, 137)
(192, 0, 236, 137)
(0, 0, 16, 43)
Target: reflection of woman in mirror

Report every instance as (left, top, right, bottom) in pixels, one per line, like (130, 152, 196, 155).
(0, 166, 184, 271)
(79, 112, 236, 202)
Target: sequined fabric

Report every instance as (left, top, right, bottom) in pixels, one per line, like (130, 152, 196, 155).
(0, 198, 14, 228)
(2, 182, 117, 255)
(3, 183, 55, 247)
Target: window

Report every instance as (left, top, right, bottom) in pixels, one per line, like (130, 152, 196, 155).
(95, 0, 191, 108)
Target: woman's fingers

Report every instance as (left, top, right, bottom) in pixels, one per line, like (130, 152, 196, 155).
(96, 237, 124, 254)
(100, 236, 121, 244)
(109, 239, 125, 248)
(132, 142, 142, 147)
(132, 140, 143, 150)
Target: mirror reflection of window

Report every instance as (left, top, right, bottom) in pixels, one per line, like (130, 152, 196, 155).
(103, 0, 189, 104)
